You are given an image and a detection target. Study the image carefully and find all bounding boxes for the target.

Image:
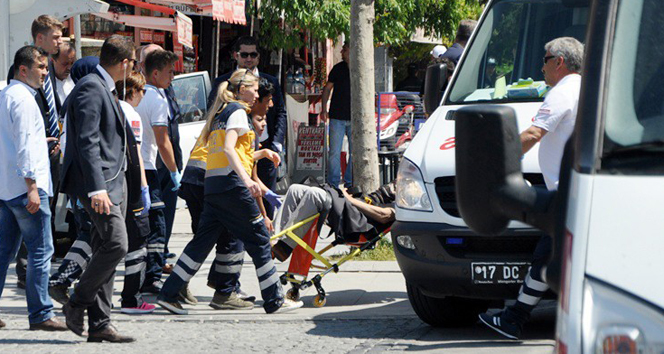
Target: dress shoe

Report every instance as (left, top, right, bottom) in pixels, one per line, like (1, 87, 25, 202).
(62, 301, 87, 337)
(29, 317, 68, 331)
(88, 324, 135, 343)
(17, 278, 26, 289)
(49, 284, 70, 305)
(0, 318, 6, 328)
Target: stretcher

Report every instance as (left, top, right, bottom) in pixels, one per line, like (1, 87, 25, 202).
(270, 213, 391, 307)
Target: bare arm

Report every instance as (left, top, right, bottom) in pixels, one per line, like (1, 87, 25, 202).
(319, 82, 334, 122)
(153, 126, 177, 172)
(341, 188, 395, 224)
(520, 125, 548, 154)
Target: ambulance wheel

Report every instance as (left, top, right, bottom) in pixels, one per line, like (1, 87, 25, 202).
(286, 288, 300, 301)
(313, 294, 326, 308)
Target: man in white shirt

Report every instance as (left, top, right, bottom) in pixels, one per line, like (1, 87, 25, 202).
(52, 42, 76, 103)
(136, 49, 180, 293)
(479, 37, 584, 340)
(0, 45, 68, 331)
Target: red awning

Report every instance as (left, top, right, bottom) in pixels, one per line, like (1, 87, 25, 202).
(145, 0, 246, 25)
(96, 0, 194, 48)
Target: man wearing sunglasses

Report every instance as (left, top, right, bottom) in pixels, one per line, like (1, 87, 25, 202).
(479, 36, 584, 340)
(207, 36, 287, 220)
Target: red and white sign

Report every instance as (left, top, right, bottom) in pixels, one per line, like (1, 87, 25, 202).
(153, 31, 166, 44)
(212, 0, 246, 25)
(296, 125, 325, 171)
(139, 29, 153, 42)
(175, 11, 193, 48)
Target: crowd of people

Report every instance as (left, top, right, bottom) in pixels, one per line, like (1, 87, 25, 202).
(0, 12, 584, 344)
(0, 14, 400, 343)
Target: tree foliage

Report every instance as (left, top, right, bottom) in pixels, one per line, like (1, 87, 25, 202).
(256, 0, 485, 50)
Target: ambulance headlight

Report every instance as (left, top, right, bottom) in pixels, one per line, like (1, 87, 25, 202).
(396, 158, 433, 212)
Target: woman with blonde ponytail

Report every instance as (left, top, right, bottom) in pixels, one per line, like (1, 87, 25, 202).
(158, 69, 303, 315)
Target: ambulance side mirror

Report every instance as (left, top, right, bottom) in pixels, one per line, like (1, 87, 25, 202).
(423, 63, 448, 115)
(455, 105, 556, 236)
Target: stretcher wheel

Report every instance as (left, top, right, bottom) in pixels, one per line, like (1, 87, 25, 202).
(313, 294, 326, 308)
(286, 288, 300, 301)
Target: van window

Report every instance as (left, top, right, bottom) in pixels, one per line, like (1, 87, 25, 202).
(447, 0, 587, 105)
(603, 0, 664, 162)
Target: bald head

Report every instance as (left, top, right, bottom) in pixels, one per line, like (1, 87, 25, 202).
(138, 44, 163, 74)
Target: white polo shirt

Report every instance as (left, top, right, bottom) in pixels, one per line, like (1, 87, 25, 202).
(532, 73, 581, 190)
(136, 84, 169, 170)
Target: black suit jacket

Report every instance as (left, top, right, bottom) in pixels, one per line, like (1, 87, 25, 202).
(60, 69, 128, 204)
(208, 71, 287, 151)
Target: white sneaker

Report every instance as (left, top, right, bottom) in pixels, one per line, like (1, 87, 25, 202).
(271, 298, 303, 314)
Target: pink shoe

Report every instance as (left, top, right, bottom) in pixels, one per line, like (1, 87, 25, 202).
(121, 302, 156, 314)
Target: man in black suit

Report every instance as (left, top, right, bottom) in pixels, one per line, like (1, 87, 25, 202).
(60, 35, 137, 343)
(207, 36, 287, 219)
(440, 19, 477, 65)
(7, 14, 63, 290)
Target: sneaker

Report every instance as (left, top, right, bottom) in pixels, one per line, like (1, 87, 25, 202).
(141, 280, 163, 295)
(209, 291, 253, 310)
(49, 284, 70, 305)
(157, 299, 188, 315)
(237, 289, 256, 303)
(121, 302, 156, 314)
(478, 313, 522, 340)
(177, 284, 198, 305)
(271, 298, 303, 314)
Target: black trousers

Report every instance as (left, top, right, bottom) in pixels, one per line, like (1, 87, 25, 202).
(257, 158, 278, 219)
(120, 213, 150, 308)
(69, 178, 128, 332)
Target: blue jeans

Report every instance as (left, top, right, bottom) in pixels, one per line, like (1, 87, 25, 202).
(0, 190, 55, 324)
(327, 119, 353, 187)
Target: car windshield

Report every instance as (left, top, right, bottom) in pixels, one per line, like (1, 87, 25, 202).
(446, 0, 588, 105)
(603, 0, 664, 154)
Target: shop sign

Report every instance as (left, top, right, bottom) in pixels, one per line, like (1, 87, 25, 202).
(175, 11, 193, 48)
(139, 29, 153, 42)
(295, 125, 325, 171)
(212, 0, 246, 25)
(153, 31, 166, 44)
(173, 38, 184, 72)
(168, 4, 198, 16)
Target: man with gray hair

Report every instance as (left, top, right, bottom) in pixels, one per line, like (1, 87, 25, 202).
(479, 36, 584, 340)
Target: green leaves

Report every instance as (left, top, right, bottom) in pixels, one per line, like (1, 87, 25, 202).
(256, 0, 484, 50)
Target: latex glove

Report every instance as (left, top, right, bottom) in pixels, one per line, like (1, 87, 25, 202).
(141, 186, 151, 216)
(265, 190, 283, 209)
(170, 170, 182, 191)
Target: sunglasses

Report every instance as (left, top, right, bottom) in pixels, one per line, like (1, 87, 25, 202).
(237, 69, 251, 90)
(239, 52, 259, 59)
(543, 55, 556, 64)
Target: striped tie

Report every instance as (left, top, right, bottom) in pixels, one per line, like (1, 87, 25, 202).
(43, 73, 59, 137)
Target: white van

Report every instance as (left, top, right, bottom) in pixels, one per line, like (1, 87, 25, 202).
(455, 0, 664, 351)
(392, 0, 589, 326)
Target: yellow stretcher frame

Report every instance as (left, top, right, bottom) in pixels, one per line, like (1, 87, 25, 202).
(269, 213, 391, 307)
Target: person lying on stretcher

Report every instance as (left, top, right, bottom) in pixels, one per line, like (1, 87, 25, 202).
(271, 182, 396, 261)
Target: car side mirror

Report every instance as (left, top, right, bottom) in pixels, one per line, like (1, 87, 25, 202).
(423, 63, 448, 115)
(455, 105, 556, 236)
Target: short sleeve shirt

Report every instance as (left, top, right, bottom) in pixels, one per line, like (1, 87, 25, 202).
(136, 85, 170, 170)
(532, 74, 581, 190)
(120, 100, 142, 143)
(328, 61, 351, 121)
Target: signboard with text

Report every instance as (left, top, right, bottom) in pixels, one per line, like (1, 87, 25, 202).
(296, 125, 325, 171)
(175, 11, 193, 48)
(212, 0, 246, 25)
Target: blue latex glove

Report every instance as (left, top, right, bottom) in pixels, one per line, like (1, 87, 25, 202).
(141, 186, 151, 216)
(170, 170, 182, 191)
(264, 189, 283, 209)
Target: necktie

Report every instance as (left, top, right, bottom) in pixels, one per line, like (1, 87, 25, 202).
(43, 73, 59, 138)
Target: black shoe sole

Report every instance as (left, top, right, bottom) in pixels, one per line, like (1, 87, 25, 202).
(478, 314, 520, 340)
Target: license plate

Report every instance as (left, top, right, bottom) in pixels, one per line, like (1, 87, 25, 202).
(471, 262, 530, 285)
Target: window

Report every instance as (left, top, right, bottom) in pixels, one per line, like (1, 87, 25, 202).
(172, 74, 208, 124)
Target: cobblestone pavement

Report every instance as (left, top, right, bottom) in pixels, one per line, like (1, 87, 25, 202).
(0, 315, 554, 353)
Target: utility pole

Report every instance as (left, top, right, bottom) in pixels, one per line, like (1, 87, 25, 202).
(350, 0, 379, 193)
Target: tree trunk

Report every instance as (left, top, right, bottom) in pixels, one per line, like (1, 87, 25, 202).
(350, 0, 379, 193)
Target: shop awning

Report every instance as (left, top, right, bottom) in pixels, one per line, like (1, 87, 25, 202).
(96, 0, 193, 47)
(143, 0, 246, 25)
